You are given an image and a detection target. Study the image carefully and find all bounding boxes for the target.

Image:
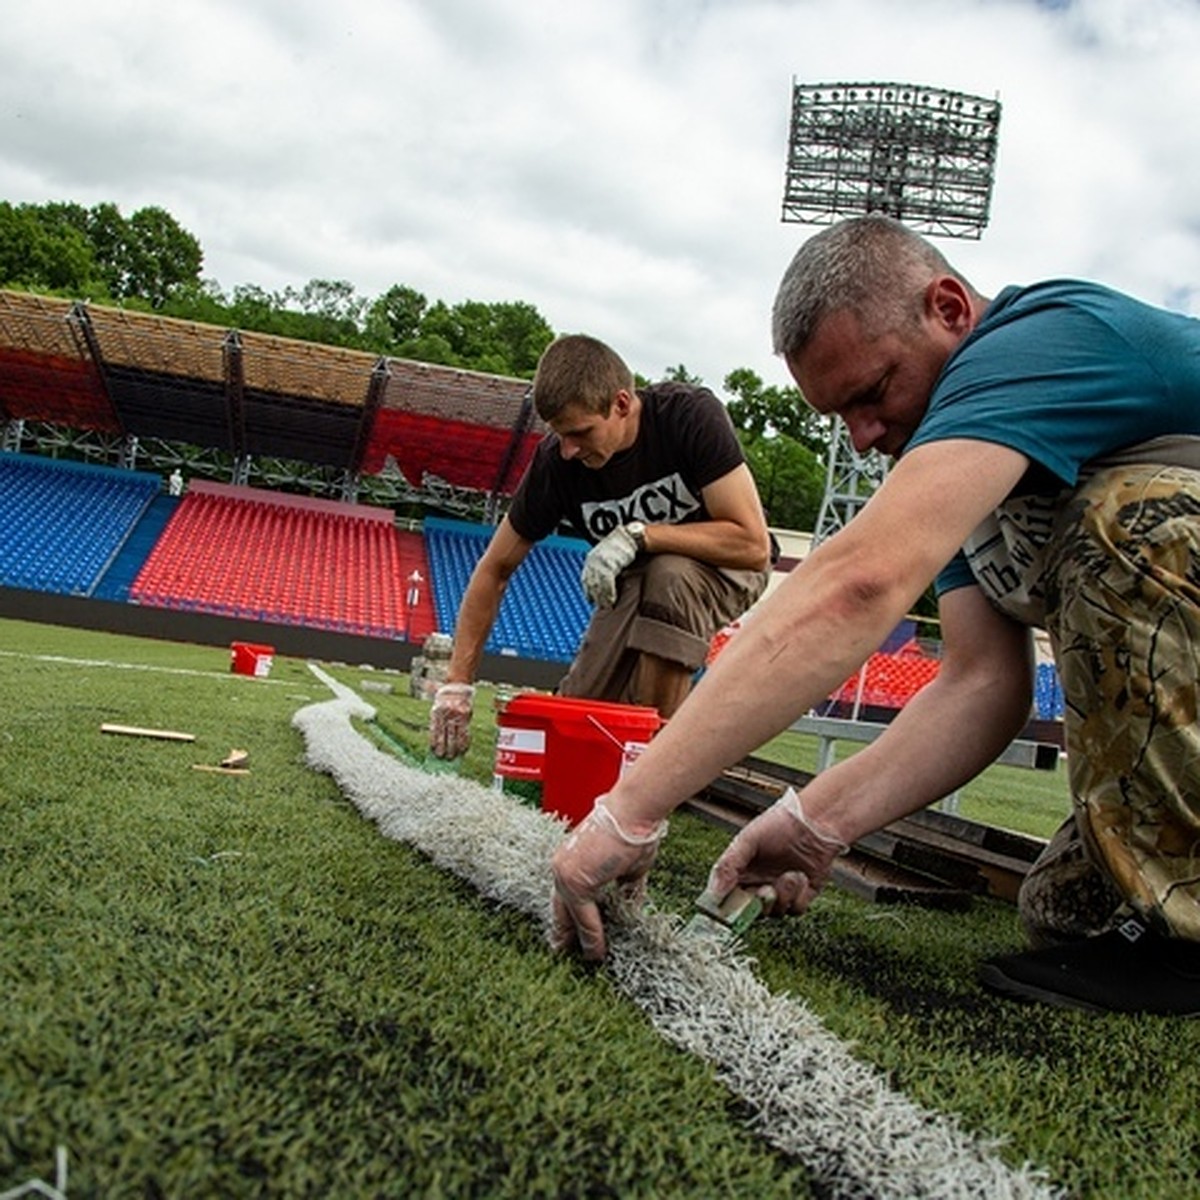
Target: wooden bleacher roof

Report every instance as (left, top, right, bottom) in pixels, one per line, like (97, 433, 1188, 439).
(0, 289, 546, 496)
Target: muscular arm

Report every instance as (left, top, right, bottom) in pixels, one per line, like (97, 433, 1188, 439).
(795, 584, 1034, 843)
(639, 463, 772, 571)
(601, 438, 1032, 831)
(445, 516, 532, 683)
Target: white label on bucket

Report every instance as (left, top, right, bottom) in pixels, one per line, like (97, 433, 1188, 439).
(495, 726, 547, 780)
(497, 728, 546, 754)
(620, 741, 649, 774)
(254, 656, 273, 677)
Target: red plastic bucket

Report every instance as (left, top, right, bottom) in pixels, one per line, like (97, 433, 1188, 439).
(230, 642, 275, 678)
(497, 694, 662, 825)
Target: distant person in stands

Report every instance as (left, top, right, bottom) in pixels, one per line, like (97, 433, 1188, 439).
(550, 215, 1200, 1016)
(406, 569, 424, 609)
(429, 333, 773, 759)
(167, 468, 183, 496)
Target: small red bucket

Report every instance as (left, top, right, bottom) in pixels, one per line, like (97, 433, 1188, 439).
(495, 693, 662, 825)
(230, 642, 274, 678)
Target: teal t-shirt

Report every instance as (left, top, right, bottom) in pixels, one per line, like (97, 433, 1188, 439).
(912, 280, 1200, 609)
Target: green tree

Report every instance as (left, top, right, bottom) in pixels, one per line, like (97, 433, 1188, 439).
(662, 363, 702, 384)
(364, 284, 428, 351)
(159, 278, 234, 327)
(0, 200, 201, 306)
(67, 201, 127, 297)
(739, 431, 825, 532)
(724, 367, 830, 455)
(0, 201, 102, 295)
(399, 297, 554, 377)
(121, 205, 203, 306)
(722, 367, 829, 532)
(227, 283, 280, 331)
(278, 279, 368, 347)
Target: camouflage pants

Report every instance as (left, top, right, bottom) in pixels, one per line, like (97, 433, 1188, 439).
(1019, 464, 1200, 945)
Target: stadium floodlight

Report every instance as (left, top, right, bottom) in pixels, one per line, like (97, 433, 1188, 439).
(782, 81, 1002, 240)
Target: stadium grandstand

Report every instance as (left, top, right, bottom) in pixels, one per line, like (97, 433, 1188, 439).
(0, 287, 1066, 720)
(0, 288, 592, 687)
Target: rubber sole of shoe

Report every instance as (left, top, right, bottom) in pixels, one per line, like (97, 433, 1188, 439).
(977, 961, 1110, 1014)
(977, 961, 1200, 1016)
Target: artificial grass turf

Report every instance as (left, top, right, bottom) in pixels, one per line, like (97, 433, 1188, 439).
(0, 621, 808, 1196)
(4, 618, 1200, 1198)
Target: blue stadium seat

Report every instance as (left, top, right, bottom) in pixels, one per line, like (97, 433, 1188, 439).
(0, 453, 160, 596)
(423, 516, 591, 663)
(1034, 661, 1065, 720)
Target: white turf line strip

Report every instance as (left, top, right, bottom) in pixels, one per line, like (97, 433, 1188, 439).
(295, 666, 1061, 1200)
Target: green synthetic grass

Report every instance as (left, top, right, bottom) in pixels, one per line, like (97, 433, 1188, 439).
(3, 617, 1199, 1198)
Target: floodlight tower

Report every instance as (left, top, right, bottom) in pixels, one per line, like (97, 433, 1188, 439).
(781, 81, 1001, 544)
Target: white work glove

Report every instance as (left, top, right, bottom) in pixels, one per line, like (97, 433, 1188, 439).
(550, 795, 668, 961)
(580, 525, 640, 608)
(429, 682, 475, 759)
(706, 787, 849, 916)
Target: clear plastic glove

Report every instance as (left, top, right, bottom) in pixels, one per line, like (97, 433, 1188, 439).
(580, 525, 640, 608)
(706, 787, 849, 916)
(550, 795, 668, 961)
(429, 682, 475, 758)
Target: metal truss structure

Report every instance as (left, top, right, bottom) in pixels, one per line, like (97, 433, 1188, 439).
(812, 424, 889, 545)
(1, 418, 497, 523)
(782, 81, 1002, 241)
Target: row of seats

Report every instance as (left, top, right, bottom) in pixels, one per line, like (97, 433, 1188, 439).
(423, 517, 590, 663)
(131, 489, 426, 638)
(0, 453, 160, 595)
(0, 454, 1075, 708)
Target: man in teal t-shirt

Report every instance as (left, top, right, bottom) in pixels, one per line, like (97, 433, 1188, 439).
(548, 215, 1200, 1016)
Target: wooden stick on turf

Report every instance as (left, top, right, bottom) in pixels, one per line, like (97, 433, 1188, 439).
(100, 723, 196, 742)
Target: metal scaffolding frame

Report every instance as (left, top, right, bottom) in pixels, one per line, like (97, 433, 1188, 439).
(812, 424, 888, 546)
(782, 81, 1002, 241)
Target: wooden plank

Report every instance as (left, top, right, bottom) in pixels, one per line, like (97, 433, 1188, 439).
(854, 829, 986, 892)
(832, 853, 974, 911)
(901, 807, 1046, 863)
(101, 723, 195, 742)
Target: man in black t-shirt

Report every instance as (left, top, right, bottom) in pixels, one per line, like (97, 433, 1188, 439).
(429, 334, 773, 759)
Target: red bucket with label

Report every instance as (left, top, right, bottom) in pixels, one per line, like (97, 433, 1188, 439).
(230, 642, 275, 678)
(495, 693, 662, 825)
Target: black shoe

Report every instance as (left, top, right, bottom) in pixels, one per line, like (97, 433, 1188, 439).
(977, 917, 1200, 1015)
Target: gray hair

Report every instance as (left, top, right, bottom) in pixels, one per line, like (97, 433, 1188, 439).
(771, 214, 971, 360)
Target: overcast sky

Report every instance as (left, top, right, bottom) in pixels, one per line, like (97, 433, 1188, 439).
(2, 0, 1197, 392)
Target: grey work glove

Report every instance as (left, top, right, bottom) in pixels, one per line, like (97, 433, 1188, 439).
(706, 787, 849, 916)
(550, 795, 668, 961)
(580, 525, 640, 608)
(429, 682, 475, 758)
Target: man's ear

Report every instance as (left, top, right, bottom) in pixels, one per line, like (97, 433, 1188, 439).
(611, 388, 635, 416)
(925, 276, 975, 335)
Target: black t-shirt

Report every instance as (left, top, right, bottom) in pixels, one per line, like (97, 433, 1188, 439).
(506, 382, 747, 545)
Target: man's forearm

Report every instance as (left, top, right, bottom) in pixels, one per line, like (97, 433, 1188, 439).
(445, 577, 505, 682)
(797, 664, 1033, 844)
(640, 519, 770, 571)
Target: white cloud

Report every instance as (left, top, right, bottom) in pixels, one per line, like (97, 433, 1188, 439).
(1, 0, 1197, 390)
